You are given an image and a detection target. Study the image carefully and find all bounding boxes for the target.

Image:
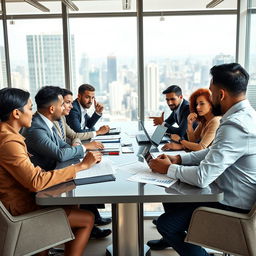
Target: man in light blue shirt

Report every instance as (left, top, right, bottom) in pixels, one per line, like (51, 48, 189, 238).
(148, 63, 256, 256)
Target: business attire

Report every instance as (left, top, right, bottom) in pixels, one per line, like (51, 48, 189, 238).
(53, 116, 95, 145)
(0, 122, 76, 216)
(66, 99, 101, 132)
(157, 100, 256, 255)
(164, 99, 190, 136)
(187, 116, 221, 149)
(23, 112, 84, 171)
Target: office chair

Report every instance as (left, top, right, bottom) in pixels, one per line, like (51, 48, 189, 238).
(0, 201, 74, 256)
(185, 203, 256, 256)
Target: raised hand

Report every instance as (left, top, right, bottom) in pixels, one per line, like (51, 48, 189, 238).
(96, 125, 110, 135)
(94, 99, 104, 114)
(148, 154, 171, 174)
(149, 112, 164, 126)
(84, 141, 104, 150)
(80, 151, 102, 169)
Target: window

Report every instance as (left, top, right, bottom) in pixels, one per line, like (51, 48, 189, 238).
(0, 21, 7, 89)
(143, 15, 236, 117)
(7, 19, 64, 103)
(247, 3, 256, 109)
(69, 17, 138, 121)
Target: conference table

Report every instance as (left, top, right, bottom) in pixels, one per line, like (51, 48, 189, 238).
(36, 122, 224, 256)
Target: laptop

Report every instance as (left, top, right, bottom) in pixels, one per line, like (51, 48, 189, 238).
(136, 121, 169, 147)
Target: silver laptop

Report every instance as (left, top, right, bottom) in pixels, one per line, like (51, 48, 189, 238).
(136, 121, 169, 147)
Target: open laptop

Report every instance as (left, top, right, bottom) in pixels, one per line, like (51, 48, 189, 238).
(136, 121, 169, 147)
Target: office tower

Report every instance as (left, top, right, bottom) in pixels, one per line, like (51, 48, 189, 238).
(89, 66, 100, 92)
(0, 46, 7, 88)
(107, 55, 117, 88)
(109, 81, 123, 114)
(145, 63, 160, 115)
(79, 53, 89, 84)
(26, 34, 76, 99)
(212, 53, 234, 66)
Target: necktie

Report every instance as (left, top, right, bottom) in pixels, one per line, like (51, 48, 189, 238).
(84, 113, 89, 130)
(52, 126, 59, 146)
(58, 120, 65, 141)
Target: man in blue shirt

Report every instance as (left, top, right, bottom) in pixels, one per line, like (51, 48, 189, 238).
(148, 63, 256, 255)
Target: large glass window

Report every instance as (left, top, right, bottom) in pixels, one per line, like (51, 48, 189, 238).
(69, 17, 137, 122)
(143, 15, 236, 117)
(247, 5, 256, 109)
(0, 20, 7, 89)
(8, 19, 64, 102)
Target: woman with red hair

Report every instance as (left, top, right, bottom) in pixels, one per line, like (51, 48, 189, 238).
(162, 88, 221, 151)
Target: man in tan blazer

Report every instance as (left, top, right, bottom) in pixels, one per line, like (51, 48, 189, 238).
(54, 89, 110, 148)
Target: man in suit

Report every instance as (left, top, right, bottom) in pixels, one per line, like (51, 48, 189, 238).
(66, 84, 108, 133)
(24, 86, 111, 240)
(150, 85, 190, 151)
(53, 88, 112, 232)
(23, 86, 85, 171)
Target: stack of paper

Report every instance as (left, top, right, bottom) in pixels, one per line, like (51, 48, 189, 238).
(93, 135, 121, 143)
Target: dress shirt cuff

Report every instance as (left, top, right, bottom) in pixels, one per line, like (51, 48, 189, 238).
(95, 111, 102, 116)
(82, 145, 87, 153)
(162, 122, 166, 127)
(181, 153, 192, 165)
(167, 164, 180, 179)
(92, 131, 96, 138)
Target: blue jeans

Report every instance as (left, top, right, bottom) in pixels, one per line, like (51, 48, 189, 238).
(157, 202, 249, 256)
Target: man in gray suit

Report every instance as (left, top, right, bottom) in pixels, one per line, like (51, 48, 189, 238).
(24, 86, 85, 171)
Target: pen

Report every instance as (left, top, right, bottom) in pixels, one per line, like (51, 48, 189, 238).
(103, 152, 120, 155)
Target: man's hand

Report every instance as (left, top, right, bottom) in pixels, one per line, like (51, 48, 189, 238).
(166, 155, 181, 164)
(161, 142, 183, 151)
(149, 154, 171, 174)
(149, 112, 164, 126)
(96, 125, 110, 135)
(94, 99, 104, 114)
(170, 134, 180, 143)
(80, 151, 102, 169)
(84, 141, 104, 150)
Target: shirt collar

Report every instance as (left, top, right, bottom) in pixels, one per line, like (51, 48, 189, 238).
(38, 112, 54, 130)
(174, 98, 184, 114)
(222, 99, 250, 120)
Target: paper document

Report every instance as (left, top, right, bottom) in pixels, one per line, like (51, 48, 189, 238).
(128, 172, 176, 188)
(102, 143, 121, 149)
(76, 158, 115, 179)
(93, 135, 121, 140)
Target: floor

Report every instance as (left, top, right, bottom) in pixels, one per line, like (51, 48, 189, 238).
(84, 219, 178, 256)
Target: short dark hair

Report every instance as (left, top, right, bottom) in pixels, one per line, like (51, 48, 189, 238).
(78, 84, 95, 94)
(35, 86, 63, 109)
(0, 88, 30, 122)
(210, 63, 249, 95)
(162, 85, 182, 96)
(61, 88, 73, 97)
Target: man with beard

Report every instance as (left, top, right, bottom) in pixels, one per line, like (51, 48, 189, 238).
(66, 84, 109, 133)
(148, 63, 256, 255)
(150, 85, 190, 137)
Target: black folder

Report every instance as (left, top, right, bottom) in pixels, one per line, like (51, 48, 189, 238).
(74, 174, 116, 186)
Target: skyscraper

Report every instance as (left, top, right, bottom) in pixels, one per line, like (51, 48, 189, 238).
(26, 34, 76, 99)
(0, 46, 7, 88)
(145, 63, 160, 115)
(79, 53, 89, 84)
(107, 55, 117, 88)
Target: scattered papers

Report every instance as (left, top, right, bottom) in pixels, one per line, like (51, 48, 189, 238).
(128, 171, 176, 188)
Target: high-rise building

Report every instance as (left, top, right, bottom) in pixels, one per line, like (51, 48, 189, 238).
(145, 63, 160, 115)
(89, 67, 100, 92)
(79, 53, 89, 84)
(26, 34, 76, 99)
(107, 55, 117, 88)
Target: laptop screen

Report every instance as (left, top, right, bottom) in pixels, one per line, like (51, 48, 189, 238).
(151, 125, 168, 145)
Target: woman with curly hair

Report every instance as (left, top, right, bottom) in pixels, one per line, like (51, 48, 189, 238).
(162, 88, 221, 151)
